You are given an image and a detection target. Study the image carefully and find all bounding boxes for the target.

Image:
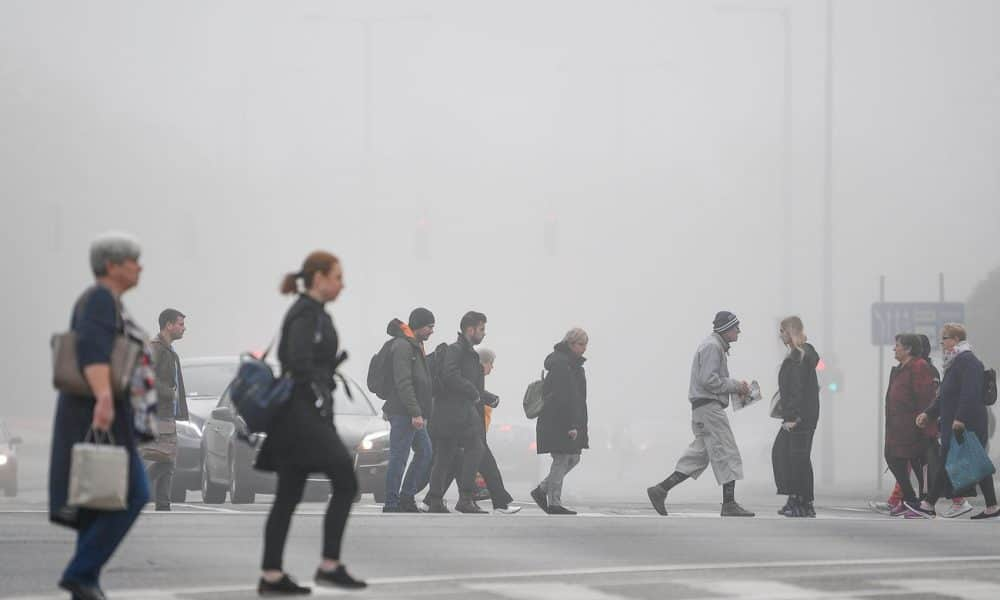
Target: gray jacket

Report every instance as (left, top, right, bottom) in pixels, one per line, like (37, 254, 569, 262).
(389, 335, 434, 419)
(688, 333, 742, 408)
(149, 334, 189, 422)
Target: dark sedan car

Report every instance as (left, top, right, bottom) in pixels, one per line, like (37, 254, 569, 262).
(201, 371, 388, 504)
(169, 357, 241, 502)
(0, 420, 23, 497)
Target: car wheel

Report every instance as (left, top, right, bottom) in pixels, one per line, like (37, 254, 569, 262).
(229, 453, 255, 504)
(170, 478, 187, 503)
(201, 455, 227, 504)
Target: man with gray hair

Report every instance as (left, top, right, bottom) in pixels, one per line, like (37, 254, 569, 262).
(143, 309, 190, 511)
(646, 311, 755, 517)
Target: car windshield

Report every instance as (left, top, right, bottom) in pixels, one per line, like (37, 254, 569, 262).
(183, 362, 238, 398)
(333, 377, 376, 417)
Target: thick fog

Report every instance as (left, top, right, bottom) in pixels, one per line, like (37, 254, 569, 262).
(2, 0, 998, 497)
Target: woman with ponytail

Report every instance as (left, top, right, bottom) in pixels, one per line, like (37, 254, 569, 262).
(255, 251, 366, 595)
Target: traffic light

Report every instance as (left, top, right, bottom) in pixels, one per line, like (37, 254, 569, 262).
(817, 360, 843, 395)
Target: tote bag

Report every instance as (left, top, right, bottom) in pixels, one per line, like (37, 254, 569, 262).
(68, 429, 129, 511)
(945, 431, 997, 493)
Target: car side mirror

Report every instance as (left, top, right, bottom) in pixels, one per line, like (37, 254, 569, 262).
(9, 436, 22, 447)
(211, 407, 234, 422)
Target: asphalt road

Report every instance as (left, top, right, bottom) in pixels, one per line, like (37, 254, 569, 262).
(3, 487, 1000, 600)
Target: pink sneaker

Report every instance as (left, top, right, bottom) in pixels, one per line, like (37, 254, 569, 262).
(889, 504, 909, 517)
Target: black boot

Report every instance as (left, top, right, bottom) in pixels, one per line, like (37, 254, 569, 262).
(530, 486, 549, 512)
(646, 485, 669, 516)
(455, 497, 487, 514)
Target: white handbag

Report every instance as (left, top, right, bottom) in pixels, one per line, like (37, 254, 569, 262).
(68, 429, 129, 510)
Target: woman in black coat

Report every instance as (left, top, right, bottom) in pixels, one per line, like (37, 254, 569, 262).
(531, 328, 589, 515)
(255, 251, 365, 595)
(771, 316, 820, 518)
(49, 233, 151, 600)
(915, 323, 998, 519)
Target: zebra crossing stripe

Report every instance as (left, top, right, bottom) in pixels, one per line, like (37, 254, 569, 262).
(674, 579, 866, 599)
(465, 582, 631, 600)
(881, 579, 1000, 600)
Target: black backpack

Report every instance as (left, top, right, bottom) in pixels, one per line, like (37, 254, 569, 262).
(985, 368, 997, 406)
(366, 339, 396, 400)
(425, 342, 450, 398)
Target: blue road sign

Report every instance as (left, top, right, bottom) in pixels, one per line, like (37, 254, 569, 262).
(871, 302, 965, 346)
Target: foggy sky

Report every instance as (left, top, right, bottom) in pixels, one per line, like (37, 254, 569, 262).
(2, 0, 998, 490)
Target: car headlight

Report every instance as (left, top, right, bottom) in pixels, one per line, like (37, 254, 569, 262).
(358, 430, 389, 451)
(0, 455, 8, 466)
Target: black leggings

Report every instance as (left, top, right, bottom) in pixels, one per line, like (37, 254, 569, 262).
(262, 455, 358, 571)
(885, 455, 924, 504)
(926, 442, 997, 507)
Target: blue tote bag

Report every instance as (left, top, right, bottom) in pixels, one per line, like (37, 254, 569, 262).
(946, 431, 997, 492)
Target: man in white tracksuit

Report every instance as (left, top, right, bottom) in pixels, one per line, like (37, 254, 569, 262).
(646, 311, 756, 517)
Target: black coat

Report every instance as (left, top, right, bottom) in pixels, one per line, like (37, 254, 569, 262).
(255, 294, 349, 473)
(50, 285, 138, 529)
(926, 350, 988, 452)
(778, 343, 820, 430)
(536, 342, 589, 455)
(428, 334, 484, 440)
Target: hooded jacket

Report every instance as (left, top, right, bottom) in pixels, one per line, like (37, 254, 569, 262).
(428, 334, 484, 439)
(380, 319, 434, 419)
(536, 342, 589, 454)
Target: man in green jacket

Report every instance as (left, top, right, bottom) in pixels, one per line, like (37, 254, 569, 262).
(381, 308, 436, 513)
(144, 308, 190, 511)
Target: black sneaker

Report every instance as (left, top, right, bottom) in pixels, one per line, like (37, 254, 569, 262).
(455, 498, 487, 514)
(424, 499, 450, 513)
(315, 566, 367, 590)
(721, 501, 755, 517)
(381, 504, 403, 513)
(646, 485, 669, 516)
(398, 499, 420, 513)
(258, 574, 311, 596)
(777, 497, 796, 516)
(530, 486, 549, 512)
(58, 580, 106, 600)
(546, 505, 577, 515)
(802, 501, 816, 518)
(970, 509, 1000, 520)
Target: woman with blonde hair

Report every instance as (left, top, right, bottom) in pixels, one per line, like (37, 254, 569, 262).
(772, 316, 821, 517)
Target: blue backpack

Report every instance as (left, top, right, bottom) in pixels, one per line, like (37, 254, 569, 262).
(230, 352, 293, 434)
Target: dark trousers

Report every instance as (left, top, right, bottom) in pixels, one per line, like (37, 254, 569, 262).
(62, 449, 149, 586)
(425, 434, 485, 502)
(885, 455, 925, 504)
(146, 460, 175, 506)
(262, 445, 358, 570)
(445, 443, 514, 509)
(772, 428, 815, 502)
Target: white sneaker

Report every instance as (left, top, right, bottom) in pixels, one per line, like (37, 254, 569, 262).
(867, 500, 893, 514)
(494, 505, 523, 514)
(941, 499, 973, 518)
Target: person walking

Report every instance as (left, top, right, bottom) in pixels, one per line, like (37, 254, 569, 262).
(255, 251, 365, 595)
(49, 232, 152, 600)
(772, 316, 821, 518)
(143, 308, 190, 511)
(646, 311, 755, 517)
(381, 309, 436, 513)
(424, 311, 490, 514)
(531, 328, 590, 516)
(883, 334, 936, 517)
(914, 324, 999, 519)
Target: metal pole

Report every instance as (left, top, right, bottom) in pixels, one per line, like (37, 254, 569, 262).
(877, 275, 886, 490)
(939, 272, 945, 302)
(821, 0, 836, 485)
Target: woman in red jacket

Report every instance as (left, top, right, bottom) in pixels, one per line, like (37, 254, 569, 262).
(884, 333, 936, 517)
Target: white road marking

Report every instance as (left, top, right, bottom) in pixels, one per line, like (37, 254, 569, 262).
(882, 578, 1000, 600)
(7, 557, 1000, 600)
(172, 503, 241, 514)
(466, 582, 631, 599)
(675, 578, 866, 599)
